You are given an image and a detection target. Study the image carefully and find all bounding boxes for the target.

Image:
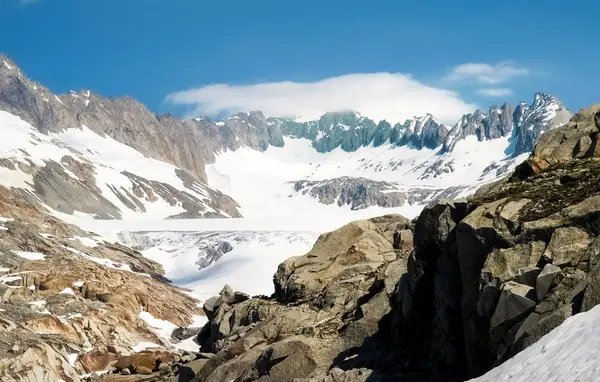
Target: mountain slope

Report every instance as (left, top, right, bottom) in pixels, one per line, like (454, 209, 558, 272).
(0, 109, 240, 219)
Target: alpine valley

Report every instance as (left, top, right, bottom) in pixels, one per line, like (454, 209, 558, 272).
(2, 52, 599, 382)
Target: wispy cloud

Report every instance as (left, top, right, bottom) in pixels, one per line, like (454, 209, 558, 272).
(475, 88, 513, 97)
(165, 73, 477, 125)
(445, 61, 530, 85)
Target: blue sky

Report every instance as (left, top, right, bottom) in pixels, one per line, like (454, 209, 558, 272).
(0, 0, 597, 124)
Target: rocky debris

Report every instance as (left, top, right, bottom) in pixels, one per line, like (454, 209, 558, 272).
(191, 214, 412, 381)
(292, 177, 406, 210)
(0, 186, 203, 381)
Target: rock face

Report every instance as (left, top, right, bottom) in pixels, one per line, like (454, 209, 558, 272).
(292, 177, 406, 210)
(192, 214, 413, 381)
(379, 104, 600, 380)
(0, 55, 244, 220)
(514, 102, 600, 178)
(443, 95, 570, 154)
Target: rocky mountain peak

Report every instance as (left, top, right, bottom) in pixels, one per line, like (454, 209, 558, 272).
(443, 92, 571, 155)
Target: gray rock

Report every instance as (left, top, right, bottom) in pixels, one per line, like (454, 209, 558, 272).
(177, 359, 208, 382)
(543, 227, 591, 266)
(490, 282, 536, 330)
(233, 291, 250, 303)
(171, 326, 202, 342)
(202, 296, 219, 321)
(292, 177, 406, 210)
(536, 264, 562, 301)
(219, 285, 234, 303)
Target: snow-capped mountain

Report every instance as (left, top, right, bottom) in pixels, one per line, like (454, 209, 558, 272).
(0, 53, 572, 221)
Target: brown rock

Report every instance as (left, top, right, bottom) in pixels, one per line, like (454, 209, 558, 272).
(81, 347, 120, 373)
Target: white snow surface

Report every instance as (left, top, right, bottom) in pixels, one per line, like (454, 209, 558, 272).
(205, 136, 524, 221)
(12, 251, 46, 260)
(138, 310, 177, 340)
(59, 288, 75, 295)
(472, 304, 600, 382)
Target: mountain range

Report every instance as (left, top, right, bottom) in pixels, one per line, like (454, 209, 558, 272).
(0, 54, 572, 221)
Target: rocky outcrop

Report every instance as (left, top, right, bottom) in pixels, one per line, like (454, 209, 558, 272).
(443, 95, 570, 154)
(292, 177, 406, 210)
(398, 114, 448, 150)
(513, 102, 600, 179)
(513, 92, 573, 156)
(191, 214, 413, 381)
(291, 178, 472, 211)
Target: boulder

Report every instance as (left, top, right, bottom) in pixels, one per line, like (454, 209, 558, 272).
(80, 347, 119, 373)
(482, 242, 545, 282)
(171, 326, 202, 342)
(235, 338, 319, 382)
(202, 296, 219, 320)
(175, 359, 208, 382)
(536, 264, 562, 300)
(490, 282, 536, 336)
(233, 291, 250, 303)
(274, 215, 403, 303)
(543, 227, 591, 266)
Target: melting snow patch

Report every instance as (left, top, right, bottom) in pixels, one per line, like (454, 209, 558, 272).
(132, 341, 162, 353)
(0, 275, 22, 284)
(28, 285, 35, 290)
(67, 353, 78, 367)
(59, 288, 75, 295)
(0, 226, 7, 231)
(0, 217, 14, 223)
(12, 251, 46, 260)
(72, 281, 84, 287)
(39, 233, 53, 238)
(73, 236, 99, 248)
(26, 300, 46, 309)
(138, 310, 177, 340)
(3, 60, 12, 70)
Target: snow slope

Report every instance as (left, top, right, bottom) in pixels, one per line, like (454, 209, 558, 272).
(0, 110, 233, 219)
(472, 304, 600, 382)
(120, 230, 319, 301)
(206, 136, 528, 220)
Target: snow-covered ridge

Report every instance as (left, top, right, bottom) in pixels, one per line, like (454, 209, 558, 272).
(0, 110, 239, 220)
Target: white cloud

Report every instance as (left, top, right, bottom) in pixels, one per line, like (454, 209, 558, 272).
(475, 88, 513, 97)
(445, 61, 530, 85)
(165, 73, 477, 125)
